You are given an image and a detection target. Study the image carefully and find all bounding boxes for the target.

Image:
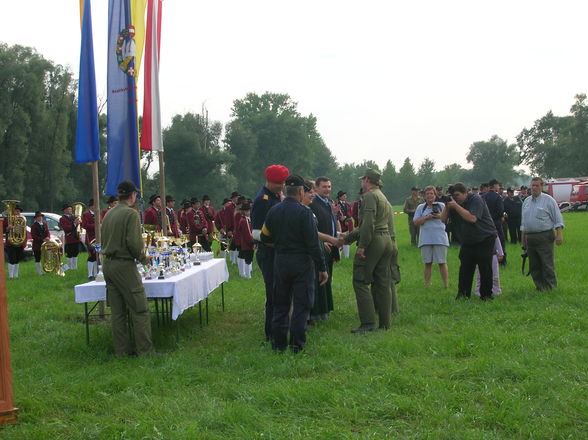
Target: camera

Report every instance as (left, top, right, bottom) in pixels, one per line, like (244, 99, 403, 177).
(431, 202, 441, 214)
(439, 194, 452, 204)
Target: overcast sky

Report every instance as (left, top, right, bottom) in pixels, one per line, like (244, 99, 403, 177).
(2, 0, 587, 171)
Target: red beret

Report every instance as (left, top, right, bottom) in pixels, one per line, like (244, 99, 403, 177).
(265, 165, 289, 183)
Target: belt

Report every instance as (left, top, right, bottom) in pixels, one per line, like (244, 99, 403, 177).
(525, 230, 552, 235)
(375, 230, 390, 235)
(104, 256, 135, 261)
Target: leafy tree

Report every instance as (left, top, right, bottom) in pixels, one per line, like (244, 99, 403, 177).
(416, 157, 436, 190)
(225, 92, 332, 196)
(381, 160, 398, 204)
(466, 135, 520, 186)
(436, 163, 470, 188)
(162, 113, 235, 204)
(395, 157, 417, 203)
(517, 94, 588, 177)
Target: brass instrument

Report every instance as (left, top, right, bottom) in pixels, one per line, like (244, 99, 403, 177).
(41, 238, 65, 276)
(71, 202, 87, 238)
(2, 200, 27, 247)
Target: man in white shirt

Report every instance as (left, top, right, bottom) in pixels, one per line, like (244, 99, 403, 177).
(521, 177, 564, 291)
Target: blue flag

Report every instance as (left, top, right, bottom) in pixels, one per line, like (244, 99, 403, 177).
(75, 0, 100, 164)
(106, 0, 141, 196)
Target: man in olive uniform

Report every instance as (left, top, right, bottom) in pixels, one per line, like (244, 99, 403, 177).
(101, 181, 153, 356)
(403, 187, 423, 246)
(351, 169, 394, 333)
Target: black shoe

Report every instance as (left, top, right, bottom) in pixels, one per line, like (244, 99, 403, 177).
(88, 276, 95, 281)
(481, 295, 494, 301)
(351, 324, 377, 333)
(455, 293, 470, 300)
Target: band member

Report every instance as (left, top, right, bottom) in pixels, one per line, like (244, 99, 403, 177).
(101, 195, 118, 220)
(232, 196, 246, 267)
(187, 198, 207, 251)
(60, 203, 82, 271)
(31, 211, 50, 275)
(200, 195, 216, 235)
(165, 195, 179, 238)
(352, 188, 363, 227)
(3, 204, 26, 279)
(82, 199, 98, 280)
(236, 202, 254, 278)
(336, 190, 354, 258)
(225, 191, 240, 264)
(178, 200, 191, 235)
(214, 199, 230, 257)
(144, 194, 162, 232)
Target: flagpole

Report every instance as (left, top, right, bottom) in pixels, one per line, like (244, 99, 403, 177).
(159, 150, 168, 235)
(91, 161, 105, 318)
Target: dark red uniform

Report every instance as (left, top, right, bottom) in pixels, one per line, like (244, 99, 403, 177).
(352, 200, 361, 227)
(187, 208, 207, 249)
(82, 210, 97, 262)
(337, 200, 354, 232)
(177, 208, 190, 234)
(237, 215, 254, 264)
(200, 205, 216, 233)
(143, 206, 162, 232)
(31, 220, 50, 263)
(165, 207, 179, 237)
(60, 214, 81, 258)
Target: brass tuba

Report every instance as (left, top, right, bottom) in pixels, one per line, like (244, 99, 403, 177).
(71, 202, 87, 238)
(41, 238, 65, 276)
(2, 200, 27, 247)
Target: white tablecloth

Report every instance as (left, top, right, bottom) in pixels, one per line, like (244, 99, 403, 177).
(74, 259, 229, 320)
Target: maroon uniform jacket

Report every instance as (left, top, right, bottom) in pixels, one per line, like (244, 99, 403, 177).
(223, 203, 236, 231)
(81, 210, 96, 246)
(232, 211, 243, 247)
(199, 205, 216, 232)
(144, 206, 162, 232)
(178, 208, 190, 234)
(60, 214, 81, 244)
(337, 200, 354, 232)
(352, 200, 361, 227)
(31, 221, 50, 252)
(100, 207, 111, 220)
(214, 208, 226, 233)
(165, 207, 179, 237)
(236, 216, 254, 251)
(187, 208, 207, 242)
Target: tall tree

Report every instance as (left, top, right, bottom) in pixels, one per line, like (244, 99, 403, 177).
(517, 94, 588, 177)
(396, 157, 417, 203)
(416, 157, 436, 189)
(466, 135, 520, 186)
(381, 160, 398, 204)
(162, 113, 235, 203)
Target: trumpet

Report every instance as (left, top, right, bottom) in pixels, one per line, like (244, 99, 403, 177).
(2, 200, 27, 247)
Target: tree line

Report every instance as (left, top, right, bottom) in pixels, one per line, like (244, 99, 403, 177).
(1, 43, 585, 212)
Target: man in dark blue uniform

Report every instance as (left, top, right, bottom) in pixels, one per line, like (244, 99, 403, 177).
(484, 178, 506, 264)
(261, 175, 328, 353)
(251, 164, 289, 341)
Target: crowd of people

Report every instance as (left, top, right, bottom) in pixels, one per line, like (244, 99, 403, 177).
(2, 169, 565, 355)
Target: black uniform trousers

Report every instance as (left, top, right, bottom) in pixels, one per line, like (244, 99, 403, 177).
(507, 218, 522, 244)
(272, 253, 315, 352)
(256, 245, 275, 340)
(65, 242, 80, 258)
(457, 236, 495, 299)
(6, 245, 24, 265)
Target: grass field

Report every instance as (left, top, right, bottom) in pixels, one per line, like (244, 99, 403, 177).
(1, 210, 587, 439)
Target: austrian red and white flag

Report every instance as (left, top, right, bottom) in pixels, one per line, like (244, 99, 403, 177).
(140, 0, 163, 151)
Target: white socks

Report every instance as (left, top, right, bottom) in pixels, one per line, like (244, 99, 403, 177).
(7, 264, 15, 279)
(238, 258, 252, 278)
(230, 250, 238, 264)
(35, 262, 45, 275)
(71, 257, 78, 270)
(343, 245, 350, 258)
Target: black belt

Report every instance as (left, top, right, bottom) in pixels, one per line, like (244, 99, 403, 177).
(104, 256, 134, 261)
(525, 230, 551, 235)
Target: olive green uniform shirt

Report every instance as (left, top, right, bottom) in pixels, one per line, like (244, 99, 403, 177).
(358, 187, 390, 249)
(403, 196, 424, 216)
(101, 203, 147, 264)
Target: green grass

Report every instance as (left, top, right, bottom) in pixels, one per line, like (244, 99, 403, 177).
(2, 211, 588, 439)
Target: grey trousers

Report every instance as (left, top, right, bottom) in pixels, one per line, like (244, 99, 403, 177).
(526, 230, 557, 291)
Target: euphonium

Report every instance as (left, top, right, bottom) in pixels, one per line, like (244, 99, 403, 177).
(71, 202, 86, 238)
(2, 200, 27, 247)
(41, 238, 65, 276)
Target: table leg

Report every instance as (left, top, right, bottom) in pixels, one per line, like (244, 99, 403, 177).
(198, 302, 202, 327)
(221, 282, 225, 311)
(85, 303, 90, 345)
(154, 299, 160, 327)
(206, 297, 209, 325)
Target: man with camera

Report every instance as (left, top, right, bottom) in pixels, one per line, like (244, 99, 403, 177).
(440, 183, 497, 300)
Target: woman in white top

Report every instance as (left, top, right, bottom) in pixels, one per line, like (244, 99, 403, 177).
(413, 186, 450, 289)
